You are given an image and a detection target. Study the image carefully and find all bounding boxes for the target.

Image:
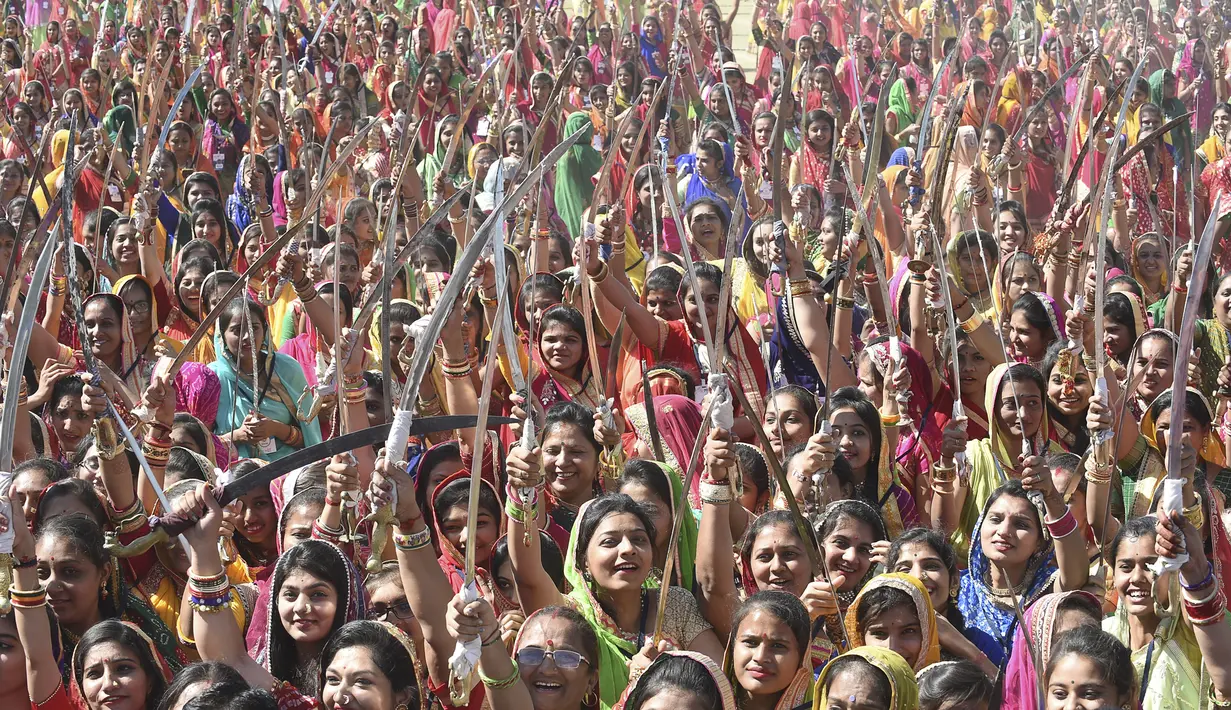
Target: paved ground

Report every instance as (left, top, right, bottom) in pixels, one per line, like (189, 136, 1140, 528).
(722, 0, 760, 77)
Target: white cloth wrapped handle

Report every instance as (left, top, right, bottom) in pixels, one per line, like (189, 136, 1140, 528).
(1149, 478, 1189, 576)
(447, 580, 482, 703)
(708, 374, 734, 431)
(385, 410, 414, 465)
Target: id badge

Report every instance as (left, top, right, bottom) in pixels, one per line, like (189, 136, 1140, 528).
(213, 153, 225, 170)
(259, 437, 278, 454)
(108, 184, 121, 201)
(476, 116, 490, 138)
(759, 181, 773, 200)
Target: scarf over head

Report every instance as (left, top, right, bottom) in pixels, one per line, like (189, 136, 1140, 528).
(812, 646, 919, 710)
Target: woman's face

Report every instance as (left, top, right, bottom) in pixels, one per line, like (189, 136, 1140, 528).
(1214, 275, 1231, 329)
(1005, 261, 1041, 306)
(644, 287, 681, 321)
(83, 299, 122, 362)
(824, 666, 888, 709)
(111, 223, 140, 267)
(995, 377, 1044, 439)
(0, 162, 23, 197)
(242, 233, 263, 267)
(748, 522, 811, 597)
(210, 93, 233, 122)
(861, 601, 923, 668)
(1047, 365, 1092, 417)
(277, 569, 339, 645)
(322, 645, 406, 710)
(1113, 531, 1158, 619)
(237, 487, 278, 547)
(831, 407, 873, 472)
(193, 210, 224, 248)
(222, 308, 266, 366)
(822, 516, 876, 592)
(855, 356, 883, 408)
(81, 72, 99, 95)
(37, 534, 108, 629)
(955, 243, 992, 294)
(683, 279, 721, 340)
(997, 210, 1027, 252)
(515, 615, 597, 710)
(1134, 336, 1174, 403)
(732, 609, 803, 697)
(1135, 239, 1164, 281)
(1153, 407, 1210, 459)
(1213, 108, 1231, 140)
(764, 393, 810, 458)
(49, 392, 88, 460)
(540, 321, 584, 375)
(891, 541, 953, 612)
(1103, 315, 1133, 360)
(750, 223, 773, 266)
(1008, 309, 1049, 361)
(585, 512, 652, 592)
(178, 267, 207, 317)
(80, 641, 151, 710)
(438, 504, 498, 567)
(806, 118, 832, 151)
(620, 480, 672, 553)
(120, 283, 154, 336)
(979, 494, 1042, 569)
(0, 616, 25, 699)
(1046, 653, 1127, 710)
(543, 422, 598, 505)
(695, 148, 722, 180)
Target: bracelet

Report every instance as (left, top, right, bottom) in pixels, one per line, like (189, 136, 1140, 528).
(788, 278, 812, 298)
(590, 261, 610, 283)
(1082, 355, 1099, 372)
(1186, 579, 1221, 605)
(505, 496, 541, 522)
(1184, 494, 1205, 531)
(293, 275, 313, 292)
(482, 629, 503, 646)
(1181, 560, 1215, 592)
(324, 494, 342, 506)
(833, 295, 855, 310)
(479, 660, 521, 689)
(1174, 282, 1189, 294)
(880, 412, 901, 427)
(910, 272, 928, 283)
(699, 480, 733, 506)
(479, 292, 499, 308)
(297, 285, 319, 304)
(931, 462, 957, 484)
(14, 554, 36, 569)
(313, 518, 346, 540)
(9, 584, 48, 600)
(97, 436, 128, 461)
(285, 426, 304, 448)
(442, 364, 474, 380)
(9, 585, 47, 608)
(1085, 462, 1114, 485)
(1186, 588, 1227, 626)
(392, 526, 433, 552)
(959, 312, 984, 333)
(257, 205, 274, 217)
(1044, 507, 1078, 539)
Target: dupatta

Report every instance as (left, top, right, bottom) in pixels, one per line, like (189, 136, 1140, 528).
(813, 646, 919, 710)
(624, 394, 703, 512)
(615, 651, 737, 710)
(429, 469, 506, 606)
(555, 112, 604, 238)
(1103, 574, 1205, 710)
(842, 572, 941, 671)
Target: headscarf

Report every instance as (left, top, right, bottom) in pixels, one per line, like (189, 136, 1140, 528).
(429, 468, 506, 604)
(996, 68, 1031, 132)
(69, 621, 174, 709)
(1002, 591, 1102, 710)
(955, 487, 1059, 667)
(886, 78, 918, 128)
(624, 394, 703, 508)
(81, 292, 144, 398)
(555, 112, 605, 238)
(419, 116, 470, 204)
(813, 646, 919, 710)
(1177, 40, 1214, 137)
(614, 651, 737, 710)
(102, 104, 137, 154)
(1148, 69, 1193, 158)
(226, 154, 273, 233)
(843, 573, 940, 671)
(1130, 233, 1169, 305)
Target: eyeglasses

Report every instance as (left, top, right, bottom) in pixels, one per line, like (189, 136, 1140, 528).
(126, 301, 152, 315)
(369, 599, 415, 621)
(516, 647, 590, 670)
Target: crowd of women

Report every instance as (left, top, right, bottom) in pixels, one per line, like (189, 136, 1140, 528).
(7, 0, 1231, 709)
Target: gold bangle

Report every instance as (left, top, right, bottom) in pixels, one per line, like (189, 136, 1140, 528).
(590, 262, 610, 283)
(959, 311, 984, 333)
(1185, 494, 1205, 530)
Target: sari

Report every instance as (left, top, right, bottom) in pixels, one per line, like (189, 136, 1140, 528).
(813, 647, 919, 710)
(1002, 591, 1103, 710)
(864, 340, 941, 509)
(418, 118, 470, 205)
(623, 395, 703, 509)
(52, 621, 175, 710)
(996, 68, 1031, 135)
(555, 112, 605, 239)
(945, 229, 999, 320)
(429, 469, 508, 607)
(1130, 233, 1170, 307)
(842, 573, 941, 671)
(1103, 574, 1215, 710)
(953, 363, 1061, 561)
(1149, 69, 1193, 161)
(955, 493, 1060, 667)
(210, 321, 323, 462)
(886, 79, 918, 137)
(1177, 40, 1214, 138)
(564, 500, 714, 710)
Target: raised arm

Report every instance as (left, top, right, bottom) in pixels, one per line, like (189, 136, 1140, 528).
(584, 232, 663, 355)
(6, 493, 62, 705)
(503, 443, 569, 614)
(695, 429, 741, 637)
(1024, 455, 1089, 591)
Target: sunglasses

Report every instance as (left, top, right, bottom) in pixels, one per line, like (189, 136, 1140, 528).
(515, 647, 591, 670)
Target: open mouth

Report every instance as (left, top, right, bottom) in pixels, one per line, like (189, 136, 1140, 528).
(613, 561, 639, 574)
(532, 680, 564, 693)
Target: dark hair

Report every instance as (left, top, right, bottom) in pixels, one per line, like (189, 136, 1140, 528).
(165, 447, 210, 484)
(918, 660, 995, 710)
(157, 662, 247, 710)
(1147, 388, 1213, 432)
(821, 655, 891, 707)
(172, 412, 212, 453)
(217, 297, 278, 405)
(828, 387, 890, 506)
(520, 606, 601, 671)
(732, 591, 811, 654)
(995, 362, 1046, 419)
(493, 531, 566, 590)
(1109, 515, 1157, 566)
(1045, 627, 1135, 703)
(1104, 292, 1139, 344)
(983, 121, 1008, 148)
(35, 480, 108, 531)
(13, 457, 70, 485)
(734, 443, 769, 498)
(982, 479, 1043, 540)
(574, 494, 658, 574)
(189, 198, 234, 263)
(269, 541, 358, 693)
(625, 654, 723, 710)
(432, 476, 501, 527)
(184, 688, 277, 710)
(683, 197, 731, 236)
(818, 499, 888, 543)
(1011, 292, 1060, 344)
(886, 528, 964, 626)
(75, 619, 169, 709)
(644, 264, 683, 296)
(678, 260, 724, 304)
(739, 510, 819, 565)
(854, 585, 917, 640)
(318, 621, 419, 706)
(539, 305, 587, 361)
(618, 459, 674, 512)
(543, 401, 601, 456)
(49, 374, 85, 412)
(769, 385, 820, 430)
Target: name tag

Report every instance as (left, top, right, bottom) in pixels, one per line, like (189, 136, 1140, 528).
(108, 184, 121, 201)
(759, 180, 773, 200)
(259, 437, 278, 454)
(213, 153, 225, 170)
(477, 116, 490, 137)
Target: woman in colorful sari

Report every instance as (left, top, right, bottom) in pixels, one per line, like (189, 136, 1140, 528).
(790, 109, 837, 194)
(623, 394, 702, 491)
(1150, 68, 1195, 162)
(945, 229, 1000, 321)
(995, 68, 1032, 135)
(210, 297, 322, 462)
(418, 115, 470, 205)
(813, 646, 919, 710)
(625, 163, 681, 255)
(885, 77, 919, 149)
(946, 478, 1090, 667)
(611, 459, 698, 589)
(1176, 39, 1216, 139)
(201, 88, 250, 196)
(1131, 232, 1169, 307)
(724, 592, 815, 710)
(1007, 291, 1066, 368)
(162, 255, 218, 364)
(618, 651, 736, 710)
(676, 138, 745, 226)
(531, 304, 605, 410)
(843, 572, 941, 672)
(1001, 591, 1104, 710)
(112, 275, 183, 380)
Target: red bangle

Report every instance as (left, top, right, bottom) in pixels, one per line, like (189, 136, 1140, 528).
(1044, 508, 1078, 539)
(324, 495, 342, 506)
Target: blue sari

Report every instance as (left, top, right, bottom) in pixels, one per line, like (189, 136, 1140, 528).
(955, 497, 1059, 668)
(209, 328, 323, 461)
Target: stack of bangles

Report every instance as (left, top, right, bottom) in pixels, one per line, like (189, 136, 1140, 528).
(1182, 562, 1225, 626)
(505, 483, 542, 523)
(9, 584, 47, 609)
(188, 571, 231, 614)
(49, 274, 67, 297)
(442, 358, 473, 380)
(533, 229, 551, 241)
(480, 660, 520, 689)
(1084, 456, 1113, 485)
(342, 372, 367, 404)
(110, 498, 147, 535)
(788, 278, 811, 298)
(295, 276, 317, 303)
(1043, 507, 1078, 539)
(143, 426, 173, 467)
(392, 526, 433, 552)
(931, 462, 957, 493)
(699, 472, 732, 506)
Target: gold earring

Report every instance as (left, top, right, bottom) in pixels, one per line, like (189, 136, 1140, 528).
(584, 689, 598, 706)
(395, 704, 409, 710)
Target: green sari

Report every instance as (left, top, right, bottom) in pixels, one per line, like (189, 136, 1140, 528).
(554, 112, 605, 238)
